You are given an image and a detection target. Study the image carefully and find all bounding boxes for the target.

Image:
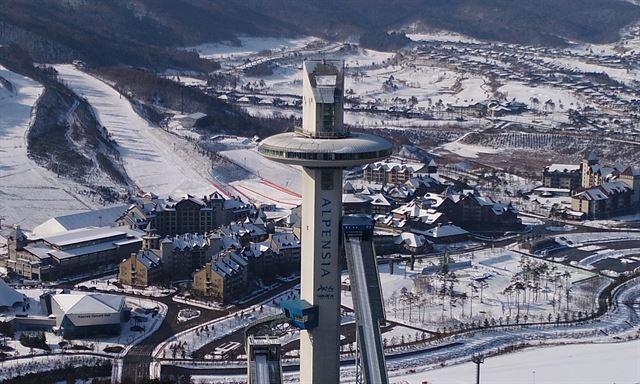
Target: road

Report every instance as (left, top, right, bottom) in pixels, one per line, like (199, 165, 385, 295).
(120, 294, 225, 382)
(121, 279, 300, 382)
(155, 275, 640, 381)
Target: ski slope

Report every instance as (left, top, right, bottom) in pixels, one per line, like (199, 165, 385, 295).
(0, 66, 96, 229)
(219, 147, 302, 208)
(54, 65, 214, 198)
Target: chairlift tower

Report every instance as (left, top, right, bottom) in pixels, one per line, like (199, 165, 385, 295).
(258, 60, 392, 383)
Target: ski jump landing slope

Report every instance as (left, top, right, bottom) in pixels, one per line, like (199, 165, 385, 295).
(0, 66, 95, 229)
(54, 65, 214, 198)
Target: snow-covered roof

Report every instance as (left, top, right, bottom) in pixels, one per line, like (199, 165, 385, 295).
(622, 165, 640, 177)
(575, 181, 630, 201)
(394, 232, 426, 248)
(270, 232, 300, 249)
(52, 293, 124, 316)
(185, 112, 207, 120)
(42, 227, 134, 248)
(424, 224, 468, 238)
(32, 205, 129, 237)
(0, 278, 24, 308)
(172, 233, 209, 251)
(136, 249, 161, 269)
(369, 193, 391, 206)
(363, 159, 427, 173)
(211, 251, 247, 278)
(343, 194, 368, 204)
(600, 181, 630, 194)
(574, 187, 608, 201)
(545, 164, 580, 173)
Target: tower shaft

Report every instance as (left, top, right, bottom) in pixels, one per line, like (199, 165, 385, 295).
(299, 167, 342, 384)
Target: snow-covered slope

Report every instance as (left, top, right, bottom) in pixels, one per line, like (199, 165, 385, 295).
(54, 65, 214, 198)
(0, 66, 96, 229)
(0, 76, 14, 100)
(403, 340, 640, 384)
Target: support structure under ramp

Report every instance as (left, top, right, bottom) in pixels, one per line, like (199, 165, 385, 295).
(247, 335, 284, 384)
(343, 215, 389, 384)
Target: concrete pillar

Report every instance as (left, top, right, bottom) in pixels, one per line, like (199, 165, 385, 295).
(299, 167, 342, 384)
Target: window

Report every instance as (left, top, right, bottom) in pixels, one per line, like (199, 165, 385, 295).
(321, 104, 335, 133)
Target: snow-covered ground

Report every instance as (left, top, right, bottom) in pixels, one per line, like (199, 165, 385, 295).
(189, 275, 640, 383)
(398, 339, 640, 384)
(343, 247, 603, 331)
(0, 354, 112, 382)
(406, 31, 483, 44)
(54, 65, 216, 198)
(0, 66, 100, 229)
(440, 141, 500, 159)
(190, 36, 322, 61)
(582, 212, 640, 229)
(75, 275, 176, 298)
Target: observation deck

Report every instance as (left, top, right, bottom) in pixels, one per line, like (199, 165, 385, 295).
(258, 132, 392, 168)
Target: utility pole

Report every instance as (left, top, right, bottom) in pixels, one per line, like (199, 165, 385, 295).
(472, 355, 484, 384)
(532, 370, 536, 384)
(354, 334, 360, 384)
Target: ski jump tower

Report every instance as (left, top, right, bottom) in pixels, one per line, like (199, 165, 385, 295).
(258, 60, 392, 383)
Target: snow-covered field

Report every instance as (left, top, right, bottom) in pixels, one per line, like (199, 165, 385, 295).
(343, 247, 603, 331)
(440, 141, 500, 159)
(399, 340, 640, 384)
(0, 66, 100, 229)
(54, 65, 216, 198)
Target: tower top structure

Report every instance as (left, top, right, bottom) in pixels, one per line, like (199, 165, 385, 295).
(258, 59, 392, 168)
(300, 59, 346, 138)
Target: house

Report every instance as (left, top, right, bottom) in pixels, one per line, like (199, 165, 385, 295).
(343, 193, 371, 214)
(363, 159, 430, 184)
(447, 102, 487, 118)
(549, 151, 640, 219)
(268, 232, 301, 273)
(193, 252, 248, 303)
(542, 164, 582, 191)
(571, 181, 633, 219)
(117, 192, 252, 236)
(394, 232, 431, 253)
(118, 250, 162, 287)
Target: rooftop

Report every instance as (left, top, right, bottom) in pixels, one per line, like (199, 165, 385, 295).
(43, 227, 131, 247)
(258, 132, 392, 168)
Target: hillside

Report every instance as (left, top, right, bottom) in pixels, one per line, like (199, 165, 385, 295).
(1, 0, 639, 72)
(93, 66, 294, 137)
(0, 45, 132, 200)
